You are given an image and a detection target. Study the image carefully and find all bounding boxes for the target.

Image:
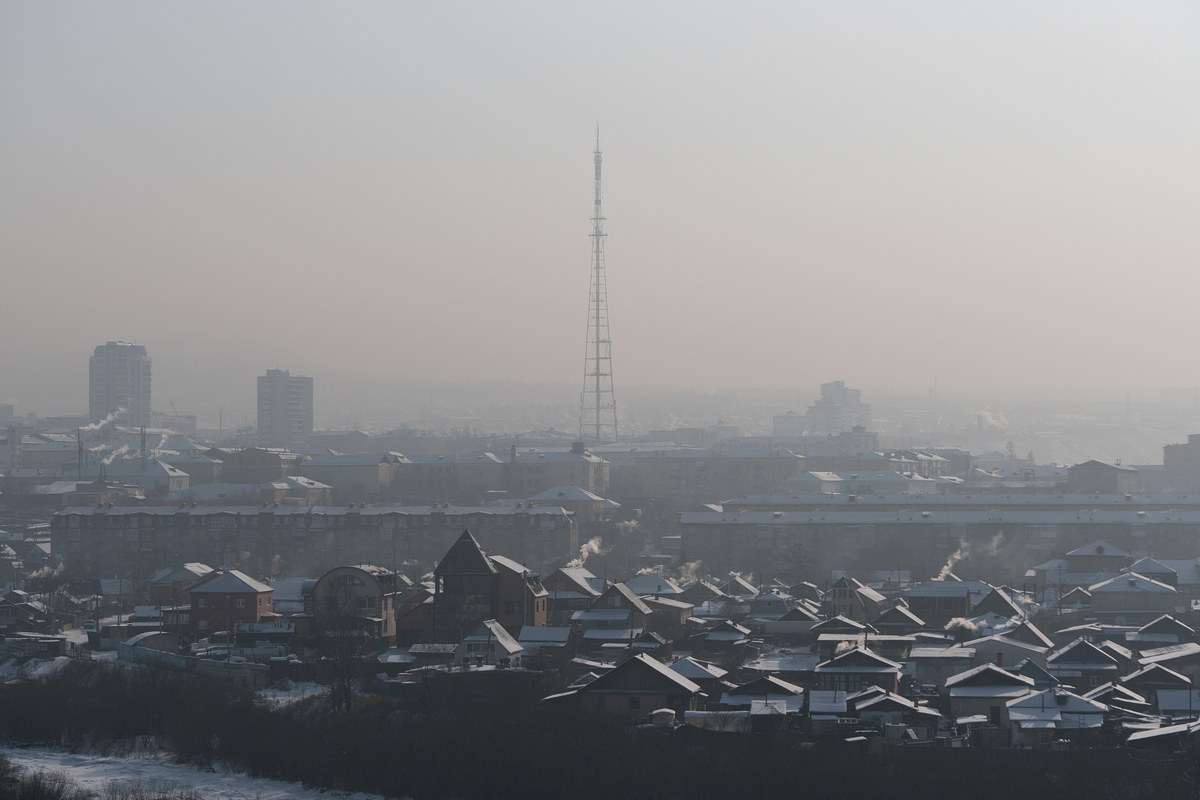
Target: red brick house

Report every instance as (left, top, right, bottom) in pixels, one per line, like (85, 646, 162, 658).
(184, 569, 273, 639)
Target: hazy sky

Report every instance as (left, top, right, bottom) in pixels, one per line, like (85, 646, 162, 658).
(3, 2, 1199, 419)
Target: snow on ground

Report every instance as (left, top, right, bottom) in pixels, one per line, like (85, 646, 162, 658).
(5, 747, 394, 800)
(256, 680, 327, 708)
(0, 655, 72, 681)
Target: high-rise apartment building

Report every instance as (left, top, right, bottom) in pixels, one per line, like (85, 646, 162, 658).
(89, 341, 152, 427)
(806, 380, 872, 435)
(257, 369, 313, 449)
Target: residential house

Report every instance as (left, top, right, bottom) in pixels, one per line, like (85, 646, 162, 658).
(1046, 638, 1122, 692)
(574, 583, 652, 652)
(1089, 573, 1176, 625)
(814, 646, 903, 693)
(454, 619, 523, 668)
(946, 663, 1035, 725)
(1006, 689, 1108, 747)
(310, 564, 403, 647)
(185, 569, 273, 639)
(542, 566, 604, 625)
(568, 653, 700, 721)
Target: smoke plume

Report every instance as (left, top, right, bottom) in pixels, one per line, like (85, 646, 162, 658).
(936, 541, 970, 580)
(79, 408, 126, 433)
(102, 445, 131, 466)
(566, 536, 609, 569)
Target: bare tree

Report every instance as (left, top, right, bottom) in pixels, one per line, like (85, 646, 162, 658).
(315, 579, 373, 713)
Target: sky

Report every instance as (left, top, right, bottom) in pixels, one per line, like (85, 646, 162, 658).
(2, 2, 1199, 421)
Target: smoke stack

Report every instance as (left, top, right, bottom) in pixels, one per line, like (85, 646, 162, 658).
(510, 445, 517, 464)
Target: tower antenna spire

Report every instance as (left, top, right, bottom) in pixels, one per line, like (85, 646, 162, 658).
(579, 125, 618, 443)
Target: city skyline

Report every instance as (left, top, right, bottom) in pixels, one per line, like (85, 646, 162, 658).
(3, 3, 1199, 403)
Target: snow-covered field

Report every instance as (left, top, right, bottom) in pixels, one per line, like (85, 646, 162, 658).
(4, 747, 394, 800)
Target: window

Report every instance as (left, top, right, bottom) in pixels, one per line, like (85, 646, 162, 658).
(235, 599, 246, 609)
(1090, 675, 1101, 687)
(198, 620, 208, 630)
(197, 598, 207, 608)
(628, 697, 640, 710)
(1039, 732, 1052, 745)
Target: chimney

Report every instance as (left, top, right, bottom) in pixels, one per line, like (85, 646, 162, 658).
(510, 445, 517, 464)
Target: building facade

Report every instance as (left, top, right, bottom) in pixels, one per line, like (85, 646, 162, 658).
(89, 342, 152, 427)
(257, 369, 314, 449)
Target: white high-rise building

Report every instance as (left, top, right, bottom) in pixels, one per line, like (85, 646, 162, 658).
(89, 341, 152, 427)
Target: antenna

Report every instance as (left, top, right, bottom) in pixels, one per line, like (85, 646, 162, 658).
(579, 124, 619, 443)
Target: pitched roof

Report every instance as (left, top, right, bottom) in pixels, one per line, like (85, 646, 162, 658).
(726, 675, 804, 696)
(434, 530, 496, 575)
(623, 574, 683, 596)
(1006, 621, 1055, 650)
(1138, 615, 1196, 638)
(186, 569, 272, 595)
(461, 619, 521, 654)
(669, 657, 727, 681)
(1067, 540, 1130, 558)
(591, 583, 652, 615)
(582, 653, 700, 694)
(1128, 557, 1176, 576)
(811, 615, 870, 633)
(872, 605, 925, 627)
(1089, 573, 1176, 594)
(1121, 663, 1192, 689)
(945, 663, 1035, 689)
(1047, 638, 1120, 668)
(816, 646, 903, 672)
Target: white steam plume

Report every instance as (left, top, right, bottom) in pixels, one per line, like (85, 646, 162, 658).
(566, 536, 609, 569)
(79, 408, 126, 433)
(677, 560, 703, 586)
(102, 445, 131, 466)
(937, 541, 970, 580)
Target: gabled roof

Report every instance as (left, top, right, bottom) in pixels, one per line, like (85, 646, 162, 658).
(461, 619, 522, 655)
(186, 569, 272, 595)
(677, 580, 728, 603)
(1014, 658, 1058, 688)
(1067, 540, 1130, 558)
(550, 567, 603, 596)
(816, 646, 903, 672)
(726, 675, 804, 696)
(434, 530, 496, 575)
(872, 605, 925, 628)
(1006, 621, 1055, 650)
(526, 485, 606, 502)
(623, 574, 683, 596)
(1121, 663, 1192, 689)
(720, 576, 758, 596)
(581, 653, 700, 695)
(1060, 587, 1092, 603)
(1084, 682, 1150, 709)
(1047, 638, 1120, 668)
(669, 657, 728, 681)
(1128, 557, 1176, 577)
(1138, 615, 1196, 638)
(590, 583, 652, 616)
(945, 663, 1035, 689)
(1089, 573, 1175, 594)
(1006, 689, 1108, 723)
(776, 605, 821, 623)
(811, 615, 870, 634)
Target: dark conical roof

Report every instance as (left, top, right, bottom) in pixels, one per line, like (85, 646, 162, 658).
(434, 530, 496, 575)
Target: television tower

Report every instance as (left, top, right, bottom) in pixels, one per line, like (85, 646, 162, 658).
(579, 125, 618, 443)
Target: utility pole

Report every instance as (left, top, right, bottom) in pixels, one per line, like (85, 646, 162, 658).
(579, 125, 619, 443)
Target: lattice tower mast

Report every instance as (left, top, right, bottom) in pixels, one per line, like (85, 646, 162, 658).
(580, 126, 618, 442)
